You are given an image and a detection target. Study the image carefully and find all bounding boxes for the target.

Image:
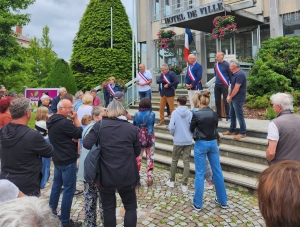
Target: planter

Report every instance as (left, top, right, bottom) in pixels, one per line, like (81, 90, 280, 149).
(161, 33, 173, 38)
(173, 71, 182, 75)
(167, 42, 174, 48)
(224, 32, 235, 39)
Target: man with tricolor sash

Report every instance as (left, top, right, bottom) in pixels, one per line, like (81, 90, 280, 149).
(156, 63, 179, 127)
(185, 54, 203, 109)
(136, 63, 152, 100)
(214, 52, 232, 123)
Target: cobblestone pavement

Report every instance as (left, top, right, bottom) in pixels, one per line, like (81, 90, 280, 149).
(41, 164, 265, 227)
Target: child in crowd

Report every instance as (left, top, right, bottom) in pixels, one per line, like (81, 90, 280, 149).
(191, 93, 214, 190)
(35, 106, 51, 189)
(81, 114, 92, 130)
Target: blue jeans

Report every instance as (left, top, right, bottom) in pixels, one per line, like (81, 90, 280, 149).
(193, 140, 227, 208)
(40, 157, 51, 189)
(49, 162, 77, 226)
(229, 101, 247, 134)
(139, 89, 151, 100)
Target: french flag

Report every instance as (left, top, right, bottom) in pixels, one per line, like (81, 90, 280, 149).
(184, 28, 194, 62)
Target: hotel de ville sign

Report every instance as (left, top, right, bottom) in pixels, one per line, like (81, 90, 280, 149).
(164, 1, 224, 25)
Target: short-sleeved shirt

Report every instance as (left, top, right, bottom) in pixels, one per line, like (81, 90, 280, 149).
(230, 70, 246, 102)
(136, 70, 152, 92)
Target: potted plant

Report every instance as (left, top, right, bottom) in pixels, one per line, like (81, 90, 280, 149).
(211, 15, 239, 39)
(156, 38, 175, 50)
(169, 65, 183, 75)
(157, 29, 176, 39)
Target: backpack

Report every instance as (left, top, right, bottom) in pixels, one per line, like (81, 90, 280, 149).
(136, 111, 153, 148)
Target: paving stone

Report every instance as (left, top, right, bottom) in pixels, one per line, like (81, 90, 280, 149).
(41, 163, 264, 227)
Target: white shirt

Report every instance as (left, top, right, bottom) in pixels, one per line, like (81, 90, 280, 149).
(77, 106, 93, 123)
(267, 121, 279, 141)
(136, 70, 152, 92)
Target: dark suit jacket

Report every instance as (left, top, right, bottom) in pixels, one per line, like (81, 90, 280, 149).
(156, 70, 179, 97)
(185, 62, 203, 90)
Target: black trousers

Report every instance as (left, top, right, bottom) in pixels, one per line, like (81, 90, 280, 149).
(214, 84, 230, 119)
(99, 187, 137, 227)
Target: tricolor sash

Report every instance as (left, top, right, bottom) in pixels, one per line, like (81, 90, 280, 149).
(187, 65, 196, 82)
(162, 74, 171, 84)
(187, 65, 202, 90)
(107, 84, 115, 95)
(215, 62, 230, 87)
(138, 72, 149, 83)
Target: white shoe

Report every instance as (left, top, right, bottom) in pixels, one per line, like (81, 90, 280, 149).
(204, 181, 213, 190)
(181, 184, 188, 193)
(166, 179, 174, 188)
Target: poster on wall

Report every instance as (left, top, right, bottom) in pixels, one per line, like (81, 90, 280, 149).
(24, 88, 59, 108)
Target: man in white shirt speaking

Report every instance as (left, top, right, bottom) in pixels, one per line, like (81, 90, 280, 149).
(136, 63, 152, 100)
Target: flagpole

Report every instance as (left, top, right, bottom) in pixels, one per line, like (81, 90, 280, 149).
(111, 7, 113, 48)
(131, 0, 134, 103)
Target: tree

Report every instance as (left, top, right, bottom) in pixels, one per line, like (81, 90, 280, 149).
(26, 26, 57, 87)
(47, 59, 77, 94)
(71, 0, 133, 91)
(0, 0, 35, 92)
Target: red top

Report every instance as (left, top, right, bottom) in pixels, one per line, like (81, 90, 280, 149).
(0, 112, 12, 128)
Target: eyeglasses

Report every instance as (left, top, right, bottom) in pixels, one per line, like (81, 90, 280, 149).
(27, 108, 34, 112)
(61, 106, 73, 109)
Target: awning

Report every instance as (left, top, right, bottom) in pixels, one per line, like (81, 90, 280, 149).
(164, 1, 264, 33)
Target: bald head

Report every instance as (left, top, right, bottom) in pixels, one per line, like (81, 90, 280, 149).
(57, 99, 73, 117)
(139, 64, 145, 73)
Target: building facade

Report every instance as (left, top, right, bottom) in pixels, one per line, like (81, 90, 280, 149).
(136, 0, 300, 83)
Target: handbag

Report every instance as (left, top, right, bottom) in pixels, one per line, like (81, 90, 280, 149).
(84, 120, 102, 183)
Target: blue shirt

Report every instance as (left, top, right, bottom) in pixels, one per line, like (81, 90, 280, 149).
(230, 70, 246, 102)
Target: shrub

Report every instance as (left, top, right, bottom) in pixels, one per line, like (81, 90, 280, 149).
(246, 94, 270, 109)
(264, 106, 277, 120)
(247, 36, 300, 97)
(47, 59, 77, 94)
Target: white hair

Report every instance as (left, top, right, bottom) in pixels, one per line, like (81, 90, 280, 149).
(57, 100, 64, 110)
(40, 95, 50, 102)
(188, 54, 196, 59)
(0, 196, 61, 227)
(58, 87, 66, 94)
(229, 59, 240, 68)
(270, 93, 294, 111)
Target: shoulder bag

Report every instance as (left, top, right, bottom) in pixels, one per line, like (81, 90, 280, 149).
(84, 120, 102, 183)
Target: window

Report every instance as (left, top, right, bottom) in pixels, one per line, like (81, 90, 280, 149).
(163, 0, 171, 18)
(153, 0, 160, 21)
(188, 0, 195, 9)
(175, 0, 183, 13)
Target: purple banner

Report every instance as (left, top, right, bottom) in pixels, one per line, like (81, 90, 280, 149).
(25, 88, 59, 108)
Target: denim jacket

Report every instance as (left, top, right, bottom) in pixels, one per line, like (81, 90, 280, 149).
(133, 110, 155, 135)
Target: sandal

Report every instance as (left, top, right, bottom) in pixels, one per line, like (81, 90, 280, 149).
(74, 189, 83, 196)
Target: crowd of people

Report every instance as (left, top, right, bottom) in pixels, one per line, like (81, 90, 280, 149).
(0, 54, 299, 227)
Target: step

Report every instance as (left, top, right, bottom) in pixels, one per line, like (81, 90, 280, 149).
(154, 141, 267, 179)
(153, 153, 259, 190)
(154, 131, 268, 165)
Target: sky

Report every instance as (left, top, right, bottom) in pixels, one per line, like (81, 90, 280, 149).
(22, 0, 134, 61)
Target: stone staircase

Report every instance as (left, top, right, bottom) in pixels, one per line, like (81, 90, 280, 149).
(128, 90, 269, 192)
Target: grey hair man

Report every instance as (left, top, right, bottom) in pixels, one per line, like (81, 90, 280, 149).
(51, 87, 67, 113)
(266, 93, 300, 165)
(156, 63, 179, 126)
(222, 59, 247, 140)
(47, 99, 83, 227)
(136, 63, 153, 100)
(0, 196, 61, 227)
(113, 91, 131, 120)
(0, 98, 53, 196)
(73, 90, 84, 111)
(185, 54, 203, 109)
(214, 52, 232, 123)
